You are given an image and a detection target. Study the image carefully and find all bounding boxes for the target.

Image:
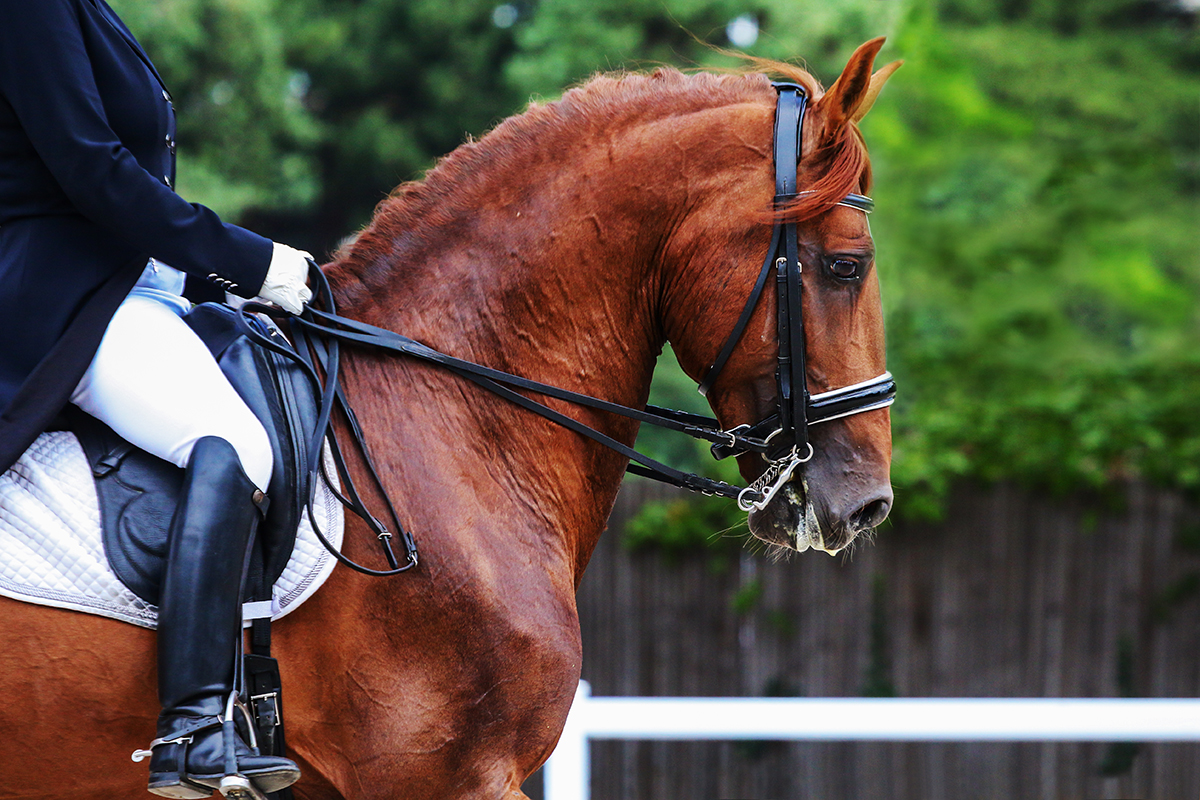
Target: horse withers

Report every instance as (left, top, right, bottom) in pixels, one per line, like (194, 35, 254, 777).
(0, 39, 898, 800)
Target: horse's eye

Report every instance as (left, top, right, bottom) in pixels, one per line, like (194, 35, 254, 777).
(828, 258, 860, 280)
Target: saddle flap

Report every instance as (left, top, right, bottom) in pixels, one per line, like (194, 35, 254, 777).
(71, 408, 182, 605)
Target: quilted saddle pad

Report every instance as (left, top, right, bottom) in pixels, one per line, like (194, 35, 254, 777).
(0, 430, 343, 629)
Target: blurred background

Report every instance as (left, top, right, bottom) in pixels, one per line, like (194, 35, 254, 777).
(108, 0, 1199, 796)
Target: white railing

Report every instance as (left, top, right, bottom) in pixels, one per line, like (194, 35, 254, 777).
(543, 681, 1200, 800)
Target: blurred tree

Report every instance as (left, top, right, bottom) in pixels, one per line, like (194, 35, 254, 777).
(867, 0, 1200, 516)
(109, 0, 320, 220)
(104, 0, 1200, 539)
(502, 0, 903, 94)
(264, 0, 905, 253)
(939, 0, 1197, 30)
(267, 0, 529, 253)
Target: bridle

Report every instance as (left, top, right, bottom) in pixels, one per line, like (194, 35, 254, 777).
(237, 79, 896, 576)
(697, 82, 896, 511)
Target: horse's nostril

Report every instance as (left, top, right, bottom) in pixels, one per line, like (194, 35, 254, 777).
(850, 495, 891, 531)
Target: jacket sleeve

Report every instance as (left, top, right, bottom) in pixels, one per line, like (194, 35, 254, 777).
(0, 0, 271, 297)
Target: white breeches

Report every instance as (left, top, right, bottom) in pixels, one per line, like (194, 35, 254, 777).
(70, 288, 273, 490)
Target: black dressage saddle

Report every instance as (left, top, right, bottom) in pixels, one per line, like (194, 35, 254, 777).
(65, 302, 320, 607)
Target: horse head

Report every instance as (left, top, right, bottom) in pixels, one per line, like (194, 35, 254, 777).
(663, 39, 901, 555)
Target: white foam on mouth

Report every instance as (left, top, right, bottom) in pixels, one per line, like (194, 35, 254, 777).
(782, 482, 812, 553)
(812, 540, 844, 557)
(789, 479, 843, 556)
(748, 480, 849, 556)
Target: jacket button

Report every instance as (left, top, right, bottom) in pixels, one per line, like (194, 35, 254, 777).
(165, 135, 175, 154)
(164, 175, 172, 188)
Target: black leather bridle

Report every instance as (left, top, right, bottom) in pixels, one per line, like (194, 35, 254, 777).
(696, 82, 896, 511)
(238, 80, 896, 576)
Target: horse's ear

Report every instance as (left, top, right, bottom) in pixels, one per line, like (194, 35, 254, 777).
(851, 59, 902, 123)
(816, 38, 898, 136)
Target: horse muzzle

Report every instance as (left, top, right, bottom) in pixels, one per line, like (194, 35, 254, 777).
(746, 460, 893, 554)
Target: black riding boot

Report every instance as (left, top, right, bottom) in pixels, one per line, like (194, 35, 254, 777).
(144, 437, 299, 799)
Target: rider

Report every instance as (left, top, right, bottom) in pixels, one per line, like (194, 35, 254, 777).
(0, 0, 306, 795)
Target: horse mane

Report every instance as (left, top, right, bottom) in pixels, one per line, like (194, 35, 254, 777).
(332, 60, 872, 284)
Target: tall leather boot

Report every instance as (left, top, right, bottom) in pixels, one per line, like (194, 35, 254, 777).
(144, 437, 300, 799)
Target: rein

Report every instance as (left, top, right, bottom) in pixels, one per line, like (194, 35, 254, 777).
(237, 80, 896, 576)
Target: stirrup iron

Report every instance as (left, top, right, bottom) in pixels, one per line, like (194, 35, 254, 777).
(218, 774, 269, 800)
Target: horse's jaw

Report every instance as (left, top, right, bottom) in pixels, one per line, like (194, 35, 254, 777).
(747, 480, 851, 556)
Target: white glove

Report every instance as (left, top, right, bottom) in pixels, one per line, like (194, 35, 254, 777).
(256, 242, 314, 314)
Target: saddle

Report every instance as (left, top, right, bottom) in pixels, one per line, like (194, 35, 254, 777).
(68, 302, 319, 606)
(67, 301, 322, 776)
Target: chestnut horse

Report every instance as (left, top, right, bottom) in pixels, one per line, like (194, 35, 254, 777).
(0, 40, 898, 800)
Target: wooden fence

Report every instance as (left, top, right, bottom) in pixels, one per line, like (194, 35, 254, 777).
(527, 480, 1200, 800)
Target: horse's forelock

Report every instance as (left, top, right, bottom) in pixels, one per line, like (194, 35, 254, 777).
(780, 124, 871, 223)
(708, 55, 872, 223)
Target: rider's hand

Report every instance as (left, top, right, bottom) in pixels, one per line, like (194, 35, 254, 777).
(256, 242, 313, 314)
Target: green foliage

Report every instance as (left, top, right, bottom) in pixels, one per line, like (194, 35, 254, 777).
(276, 0, 529, 248)
(622, 493, 743, 556)
(110, 0, 319, 217)
(633, 348, 741, 479)
(504, 0, 906, 94)
(938, 0, 1196, 30)
(621, 347, 745, 556)
(869, 5, 1200, 516)
(730, 578, 763, 614)
(110, 0, 1199, 547)
(269, 0, 908, 249)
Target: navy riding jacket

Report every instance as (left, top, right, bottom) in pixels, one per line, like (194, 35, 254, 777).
(0, 0, 273, 472)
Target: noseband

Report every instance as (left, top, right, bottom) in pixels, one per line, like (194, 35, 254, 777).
(238, 80, 897, 575)
(697, 83, 895, 511)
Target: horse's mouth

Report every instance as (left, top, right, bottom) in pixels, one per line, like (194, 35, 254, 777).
(746, 479, 853, 556)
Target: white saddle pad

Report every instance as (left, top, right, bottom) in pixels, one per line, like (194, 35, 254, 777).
(0, 430, 343, 629)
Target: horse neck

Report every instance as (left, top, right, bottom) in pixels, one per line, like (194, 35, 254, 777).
(325, 115, 726, 575)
